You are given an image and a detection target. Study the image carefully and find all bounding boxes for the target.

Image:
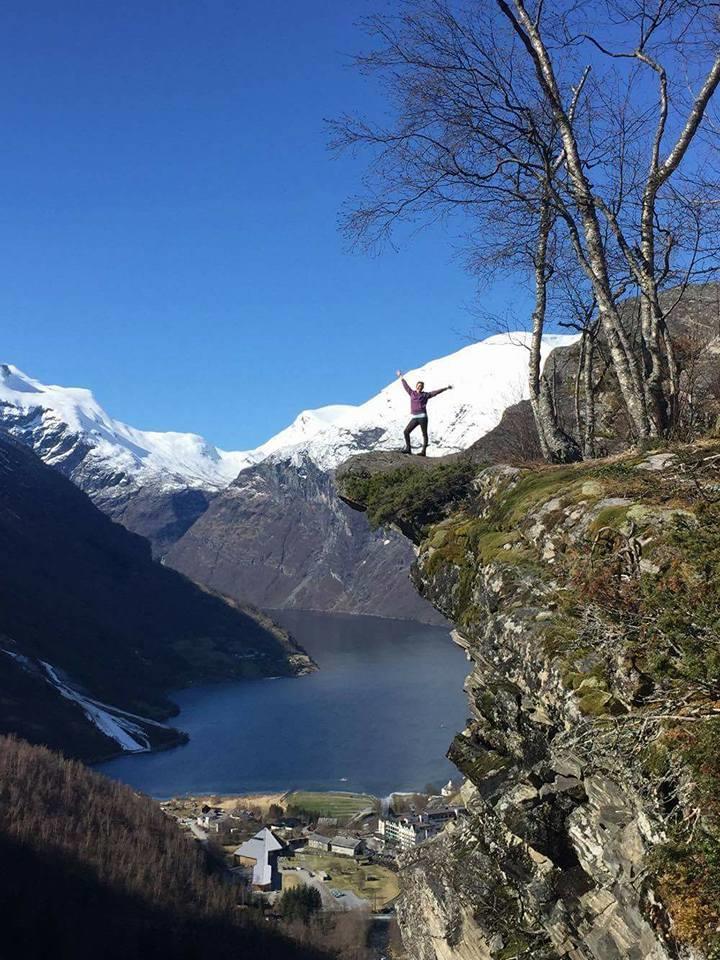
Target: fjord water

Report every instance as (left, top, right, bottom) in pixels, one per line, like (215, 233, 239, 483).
(97, 611, 469, 797)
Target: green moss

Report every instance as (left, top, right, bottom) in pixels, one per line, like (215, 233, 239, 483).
(426, 515, 539, 589)
(561, 661, 606, 691)
(449, 733, 511, 784)
(497, 936, 532, 960)
(478, 690, 497, 717)
(474, 529, 522, 563)
(340, 459, 477, 540)
(576, 688, 626, 717)
(589, 503, 632, 532)
(486, 466, 580, 528)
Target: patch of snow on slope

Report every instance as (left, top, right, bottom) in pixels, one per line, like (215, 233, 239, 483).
(39, 660, 155, 752)
(1, 647, 33, 669)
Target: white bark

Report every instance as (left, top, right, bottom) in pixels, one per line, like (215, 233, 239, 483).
(498, 0, 652, 439)
(528, 196, 582, 462)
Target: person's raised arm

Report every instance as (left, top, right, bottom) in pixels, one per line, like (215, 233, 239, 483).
(427, 385, 453, 398)
(396, 370, 412, 395)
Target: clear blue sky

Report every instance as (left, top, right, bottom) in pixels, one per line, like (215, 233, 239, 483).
(1, 0, 523, 449)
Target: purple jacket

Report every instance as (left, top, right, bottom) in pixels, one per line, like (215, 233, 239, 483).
(401, 378, 445, 415)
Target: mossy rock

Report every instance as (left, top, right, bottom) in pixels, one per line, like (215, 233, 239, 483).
(576, 688, 626, 717)
(497, 936, 532, 960)
(487, 466, 582, 528)
(449, 733, 512, 784)
(626, 504, 696, 527)
(429, 528, 452, 548)
(588, 500, 633, 533)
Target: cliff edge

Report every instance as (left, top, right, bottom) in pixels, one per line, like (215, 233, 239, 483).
(338, 442, 720, 960)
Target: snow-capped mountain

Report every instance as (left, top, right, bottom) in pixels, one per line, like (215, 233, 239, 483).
(0, 332, 576, 621)
(0, 362, 246, 492)
(0, 331, 575, 483)
(232, 331, 576, 468)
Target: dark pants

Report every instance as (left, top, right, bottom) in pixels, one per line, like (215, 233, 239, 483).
(404, 416, 428, 453)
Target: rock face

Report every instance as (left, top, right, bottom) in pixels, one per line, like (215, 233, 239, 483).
(166, 455, 443, 621)
(95, 485, 215, 556)
(338, 444, 720, 960)
(538, 283, 720, 458)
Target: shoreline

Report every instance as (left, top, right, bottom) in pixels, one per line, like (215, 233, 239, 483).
(157, 785, 448, 809)
(158, 787, 390, 820)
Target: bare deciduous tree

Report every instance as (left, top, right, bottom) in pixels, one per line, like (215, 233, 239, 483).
(332, 0, 720, 459)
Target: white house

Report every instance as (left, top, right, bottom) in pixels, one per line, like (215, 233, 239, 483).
(196, 810, 231, 833)
(233, 827, 284, 889)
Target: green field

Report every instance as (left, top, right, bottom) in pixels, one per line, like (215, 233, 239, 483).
(284, 791, 376, 819)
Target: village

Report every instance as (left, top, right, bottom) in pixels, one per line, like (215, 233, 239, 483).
(160, 783, 467, 918)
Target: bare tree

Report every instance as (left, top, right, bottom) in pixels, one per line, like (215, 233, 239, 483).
(332, 0, 720, 457)
(499, 0, 720, 434)
(528, 191, 584, 460)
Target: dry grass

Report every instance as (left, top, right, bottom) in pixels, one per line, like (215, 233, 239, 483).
(293, 852, 399, 908)
(162, 792, 288, 818)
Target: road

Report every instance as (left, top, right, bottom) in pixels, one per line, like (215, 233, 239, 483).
(188, 822, 208, 842)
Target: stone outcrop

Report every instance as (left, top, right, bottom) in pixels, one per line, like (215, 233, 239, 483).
(338, 443, 720, 960)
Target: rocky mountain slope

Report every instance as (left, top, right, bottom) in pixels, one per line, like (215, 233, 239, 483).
(0, 432, 310, 762)
(338, 443, 720, 960)
(165, 454, 433, 620)
(0, 333, 574, 620)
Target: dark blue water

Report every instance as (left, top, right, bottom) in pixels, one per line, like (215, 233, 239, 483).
(96, 611, 469, 798)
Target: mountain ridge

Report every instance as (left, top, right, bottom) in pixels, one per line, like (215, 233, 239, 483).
(0, 332, 575, 484)
(0, 430, 311, 761)
(0, 333, 577, 620)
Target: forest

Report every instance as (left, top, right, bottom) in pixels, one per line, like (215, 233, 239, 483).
(0, 735, 324, 960)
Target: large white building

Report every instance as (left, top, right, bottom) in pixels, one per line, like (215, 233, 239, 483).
(378, 816, 435, 850)
(379, 806, 466, 851)
(233, 827, 284, 889)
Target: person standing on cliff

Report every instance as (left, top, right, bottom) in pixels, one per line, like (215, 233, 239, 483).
(396, 370, 453, 456)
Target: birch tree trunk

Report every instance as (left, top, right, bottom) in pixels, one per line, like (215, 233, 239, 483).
(498, 0, 652, 439)
(580, 329, 598, 460)
(528, 198, 582, 463)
